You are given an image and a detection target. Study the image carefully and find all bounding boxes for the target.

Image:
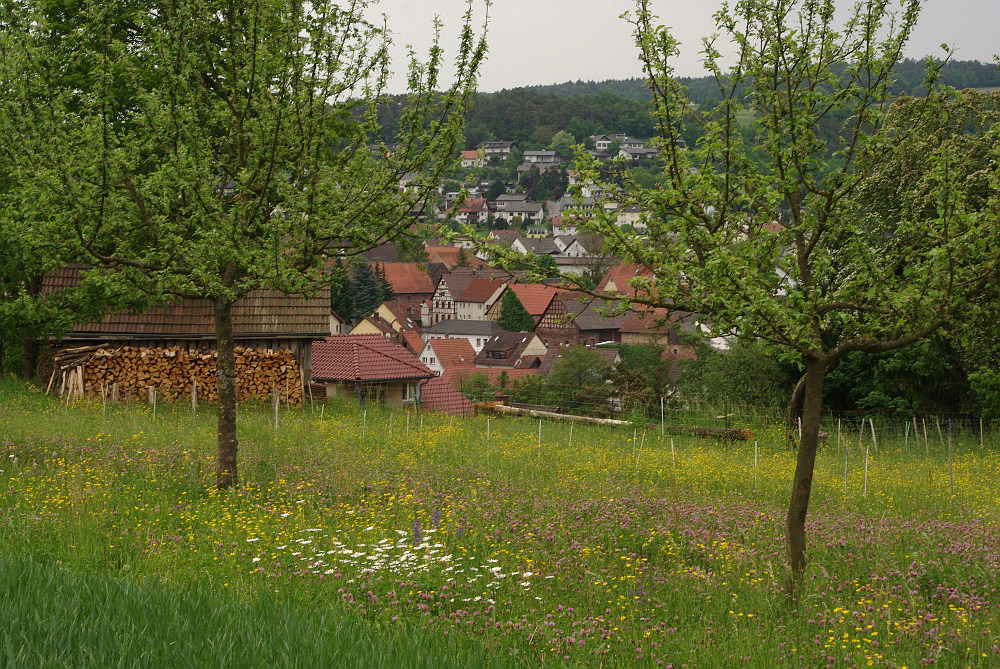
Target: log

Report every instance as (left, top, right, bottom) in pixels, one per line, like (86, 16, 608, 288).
(481, 403, 631, 426)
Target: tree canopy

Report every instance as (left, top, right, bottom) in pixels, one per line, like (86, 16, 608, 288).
(0, 0, 485, 488)
(572, 0, 1000, 577)
(496, 289, 534, 332)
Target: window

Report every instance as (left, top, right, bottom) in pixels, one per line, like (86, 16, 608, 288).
(402, 382, 419, 402)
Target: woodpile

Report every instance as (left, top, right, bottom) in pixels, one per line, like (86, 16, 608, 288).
(50, 345, 303, 406)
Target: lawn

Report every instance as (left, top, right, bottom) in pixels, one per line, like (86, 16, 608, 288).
(2, 379, 998, 667)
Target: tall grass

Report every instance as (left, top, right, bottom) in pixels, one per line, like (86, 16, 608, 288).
(0, 555, 525, 668)
(2, 378, 999, 667)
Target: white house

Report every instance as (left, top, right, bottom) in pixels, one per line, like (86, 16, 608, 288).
(494, 201, 545, 226)
(422, 319, 507, 354)
(523, 150, 559, 164)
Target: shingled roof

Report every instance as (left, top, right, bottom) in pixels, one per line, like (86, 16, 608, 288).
(312, 335, 434, 382)
(43, 265, 330, 338)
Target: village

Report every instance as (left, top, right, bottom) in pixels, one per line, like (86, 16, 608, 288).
(34, 131, 730, 420)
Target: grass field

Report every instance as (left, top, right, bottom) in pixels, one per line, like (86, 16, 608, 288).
(2, 379, 998, 667)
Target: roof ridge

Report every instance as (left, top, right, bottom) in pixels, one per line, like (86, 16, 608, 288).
(351, 341, 360, 379)
(355, 339, 431, 375)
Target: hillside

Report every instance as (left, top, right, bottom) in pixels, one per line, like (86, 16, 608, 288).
(524, 58, 1000, 103)
(372, 58, 1000, 152)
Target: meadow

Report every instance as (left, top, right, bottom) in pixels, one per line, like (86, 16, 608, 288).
(1, 379, 998, 668)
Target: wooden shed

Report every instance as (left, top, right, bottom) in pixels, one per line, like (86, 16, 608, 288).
(42, 265, 332, 384)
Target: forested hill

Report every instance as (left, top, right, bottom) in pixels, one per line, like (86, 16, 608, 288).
(523, 59, 1000, 102)
(375, 59, 999, 150)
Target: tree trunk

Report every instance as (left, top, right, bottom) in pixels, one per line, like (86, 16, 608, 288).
(786, 357, 826, 577)
(21, 275, 43, 381)
(785, 372, 806, 449)
(214, 297, 238, 489)
(21, 331, 39, 381)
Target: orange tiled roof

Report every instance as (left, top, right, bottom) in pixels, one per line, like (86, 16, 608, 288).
(597, 263, 657, 298)
(424, 338, 477, 372)
(376, 263, 435, 295)
(425, 247, 490, 270)
(457, 278, 505, 304)
(400, 331, 426, 355)
(505, 283, 565, 316)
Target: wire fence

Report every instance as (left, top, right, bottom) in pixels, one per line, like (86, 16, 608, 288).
(458, 376, 1000, 447)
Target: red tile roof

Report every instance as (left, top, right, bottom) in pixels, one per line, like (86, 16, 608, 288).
(597, 262, 656, 298)
(420, 376, 474, 416)
(425, 247, 488, 269)
(505, 283, 565, 316)
(457, 278, 505, 304)
(400, 331, 426, 355)
(448, 367, 538, 387)
(424, 338, 477, 372)
(458, 197, 488, 213)
(312, 335, 434, 381)
(376, 263, 435, 296)
(488, 229, 520, 241)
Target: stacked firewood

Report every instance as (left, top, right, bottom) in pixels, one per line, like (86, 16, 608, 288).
(73, 346, 302, 405)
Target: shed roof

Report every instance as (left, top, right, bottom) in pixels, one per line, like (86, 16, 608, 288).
(312, 335, 434, 381)
(400, 330, 426, 355)
(43, 265, 330, 338)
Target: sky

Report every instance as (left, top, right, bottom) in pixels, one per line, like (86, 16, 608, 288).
(366, 0, 1000, 93)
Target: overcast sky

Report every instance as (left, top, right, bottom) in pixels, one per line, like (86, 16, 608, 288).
(367, 0, 999, 93)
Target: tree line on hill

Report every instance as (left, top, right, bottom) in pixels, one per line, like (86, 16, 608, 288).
(375, 59, 1000, 152)
(524, 59, 1000, 102)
